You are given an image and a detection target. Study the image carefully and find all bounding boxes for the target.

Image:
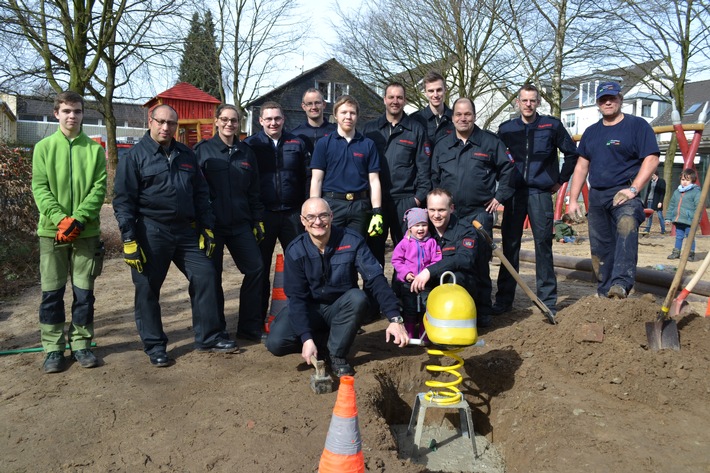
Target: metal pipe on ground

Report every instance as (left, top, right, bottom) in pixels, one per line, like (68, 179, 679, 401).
(516, 250, 710, 298)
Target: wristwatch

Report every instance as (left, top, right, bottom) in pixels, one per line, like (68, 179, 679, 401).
(629, 186, 638, 195)
(389, 315, 404, 324)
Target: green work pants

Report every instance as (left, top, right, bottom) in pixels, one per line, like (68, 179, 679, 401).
(38, 236, 104, 353)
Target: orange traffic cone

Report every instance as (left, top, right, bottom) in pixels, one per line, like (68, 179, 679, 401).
(265, 254, 286, 333)
(705, 297, 710, 317)
(318, 376, 365, 473)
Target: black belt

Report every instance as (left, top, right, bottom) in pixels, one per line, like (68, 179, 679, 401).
(323, 190, 369, 201)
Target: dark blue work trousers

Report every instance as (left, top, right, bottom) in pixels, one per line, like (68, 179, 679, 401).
(213, 223, 265, 338)
(265, 288, 368, 359)
(132, 220, 223, 356)
(326, 198, 371, 238)
(259, 209, 302, 318)
(587, 188, 645, 296)
(464, 208, 494, 316)
(497, 190, 556, 309)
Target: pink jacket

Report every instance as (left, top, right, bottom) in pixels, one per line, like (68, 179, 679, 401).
(391, 235, 442, 282)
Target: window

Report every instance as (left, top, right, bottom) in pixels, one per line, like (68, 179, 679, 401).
(333, 82, 349, 100)
(564, 113, 576, 129)
(641, 103, 652, 118)
(685, 103, 702, 115)
(316, 81, 331, 102)
(315, 81, 351, 103)
(580, 81, 597, 106)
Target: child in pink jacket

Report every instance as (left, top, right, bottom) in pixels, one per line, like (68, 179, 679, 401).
(391, 208, 442, 338)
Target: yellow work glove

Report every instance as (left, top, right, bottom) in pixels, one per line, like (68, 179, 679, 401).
(253, 221, 265, 244)
(123, 240, 146, 273)
(199, 228, 216, 258)
(368, 208, 383, 237)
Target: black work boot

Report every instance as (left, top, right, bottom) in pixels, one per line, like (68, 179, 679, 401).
(688, 252, 695, 262)
(667, 248, 680, 259)
(43, 351, 67, 373)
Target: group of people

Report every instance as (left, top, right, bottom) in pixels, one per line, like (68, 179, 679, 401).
(32, 75, 672, 376)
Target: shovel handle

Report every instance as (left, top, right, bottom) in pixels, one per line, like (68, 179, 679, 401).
(472, 220, 557, 324)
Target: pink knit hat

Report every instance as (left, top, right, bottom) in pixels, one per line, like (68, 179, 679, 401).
(403, 207, 428, 229)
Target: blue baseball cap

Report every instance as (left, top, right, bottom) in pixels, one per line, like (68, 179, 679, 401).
(596, 82, 622, 100)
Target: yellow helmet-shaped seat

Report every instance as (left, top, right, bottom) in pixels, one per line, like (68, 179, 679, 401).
(423, 272, 478, 347)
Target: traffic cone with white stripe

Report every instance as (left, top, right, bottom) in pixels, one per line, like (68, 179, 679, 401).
(265, 254, 286, 333)
(318, 376, 365, 473)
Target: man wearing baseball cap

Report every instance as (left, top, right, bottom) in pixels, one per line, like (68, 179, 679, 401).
(566, 81, 660, 299)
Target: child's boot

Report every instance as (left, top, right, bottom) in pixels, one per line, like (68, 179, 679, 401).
(667, 248, 680, 259)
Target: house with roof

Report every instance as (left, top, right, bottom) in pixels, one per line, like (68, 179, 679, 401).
(559, 60, 668, 138)
(244, 59, 382, 136)
(650, 78, 710, 161)
(4, 94, 146, 145)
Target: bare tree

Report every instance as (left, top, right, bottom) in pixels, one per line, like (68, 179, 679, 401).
(0, 0, 186, 192)
(608, 0, 710, 197)
(500, 0, 616, 116)
(333, 0, 518, 128)
(212, 0, 307, 109)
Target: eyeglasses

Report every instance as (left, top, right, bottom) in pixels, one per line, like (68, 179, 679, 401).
(303, 101, 323, 107)
(151, 117, 178, 127)
(262, 116, 284, 123)
(301, 212, 332, 223)
(218, 117, 239, 124)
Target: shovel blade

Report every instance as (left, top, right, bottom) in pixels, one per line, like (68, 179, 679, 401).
(645, 319, 680, 351)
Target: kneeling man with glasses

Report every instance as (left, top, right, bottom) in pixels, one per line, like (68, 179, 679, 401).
(265, 198, 409, 377)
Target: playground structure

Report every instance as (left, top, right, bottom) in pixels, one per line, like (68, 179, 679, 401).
(143, 82, 221, 148)
(407, 272, 480, 464)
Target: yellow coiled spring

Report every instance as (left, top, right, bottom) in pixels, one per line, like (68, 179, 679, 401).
(423, 346, 464, 405)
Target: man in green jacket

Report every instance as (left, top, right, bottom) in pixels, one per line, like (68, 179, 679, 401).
(31, 91, 107, 373)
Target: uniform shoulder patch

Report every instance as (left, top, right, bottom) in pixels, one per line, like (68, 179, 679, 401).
(462, 238, 475, 248)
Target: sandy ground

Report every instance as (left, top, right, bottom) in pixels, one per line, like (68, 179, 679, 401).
(1, 212, 709, 473)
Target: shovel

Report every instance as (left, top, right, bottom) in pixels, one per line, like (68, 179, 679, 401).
(669, 251, 710, 318)
(646, 163, 710, 350)
(472, 220, 557, 324)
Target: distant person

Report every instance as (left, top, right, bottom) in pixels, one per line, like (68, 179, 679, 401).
(411, 71, 453, 148)
(195, 104, 266, 342)
(31, 91, 107, 373)
(431, 98, 514, 324)
(554, 214, 579, 243)
(567, 81, 660, 299)
(244, 102, 310, 335)
(290, 88, 337, 154)
(114, 104, 237, 367)
(310, 95, 384, 239)
(643, 170, 666, 234)
(265, 198, 409, 377)
(363, 82, 431, 266)
(666, 168, 701, 261)
(391, 208, 442, 338)
(494, 83, 578, 317)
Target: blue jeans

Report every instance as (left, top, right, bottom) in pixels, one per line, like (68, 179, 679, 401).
(587, 188, 645, 296)
(644, 209, 665, 233)
(674, 223, 696, 252)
